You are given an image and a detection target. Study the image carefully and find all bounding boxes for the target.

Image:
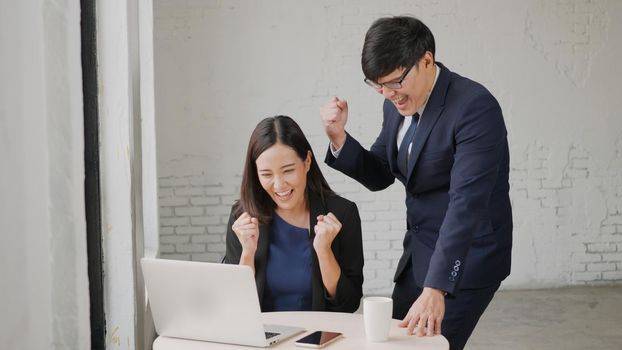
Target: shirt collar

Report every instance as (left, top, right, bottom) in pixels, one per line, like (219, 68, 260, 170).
(415, 63, 441, 118)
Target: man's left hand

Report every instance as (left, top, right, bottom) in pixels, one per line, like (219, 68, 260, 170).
(398, 287, 446, 336)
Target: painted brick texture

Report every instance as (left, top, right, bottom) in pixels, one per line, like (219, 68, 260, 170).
(155, 0, 622, 293)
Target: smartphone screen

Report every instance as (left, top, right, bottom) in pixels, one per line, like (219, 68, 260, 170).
(295, 331, 342, 348)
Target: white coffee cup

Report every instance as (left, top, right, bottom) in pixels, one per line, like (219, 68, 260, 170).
(363, 296, 393, 342)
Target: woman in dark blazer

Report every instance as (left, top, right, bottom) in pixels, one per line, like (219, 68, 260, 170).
(224, 115, 363, 313)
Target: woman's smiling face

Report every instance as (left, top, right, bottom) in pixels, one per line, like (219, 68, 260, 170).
(255, 142, 311, 214)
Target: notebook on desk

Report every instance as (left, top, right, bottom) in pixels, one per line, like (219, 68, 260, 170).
(141, 258, 304, 347)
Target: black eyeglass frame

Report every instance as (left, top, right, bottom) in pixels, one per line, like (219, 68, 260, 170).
(364, 63, 416, 90)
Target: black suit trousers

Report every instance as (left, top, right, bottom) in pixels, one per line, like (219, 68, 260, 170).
(392, 261, 500, 350)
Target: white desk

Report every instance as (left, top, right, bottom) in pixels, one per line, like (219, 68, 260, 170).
(153, 311, 449, 350)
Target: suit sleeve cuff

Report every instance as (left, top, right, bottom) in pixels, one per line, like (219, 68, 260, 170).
(330, 142, 343, 158)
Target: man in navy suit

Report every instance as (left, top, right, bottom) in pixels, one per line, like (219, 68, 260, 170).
(320, 16, 512, 350)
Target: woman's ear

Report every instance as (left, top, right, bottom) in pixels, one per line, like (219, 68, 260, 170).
(304, 150, 312, 172)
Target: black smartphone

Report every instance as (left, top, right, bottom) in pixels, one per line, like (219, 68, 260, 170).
(294, 331, 343, 348)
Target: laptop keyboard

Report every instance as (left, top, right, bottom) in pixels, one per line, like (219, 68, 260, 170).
(265, 331, 280, 339)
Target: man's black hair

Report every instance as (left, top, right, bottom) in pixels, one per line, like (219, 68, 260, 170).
(361, 16, 435, 82)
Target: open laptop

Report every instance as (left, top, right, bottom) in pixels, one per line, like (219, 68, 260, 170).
(141, 258, 304, 347)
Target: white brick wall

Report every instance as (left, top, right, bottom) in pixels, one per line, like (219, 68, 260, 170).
(507, 141, 622, 287)
(158, 176, 237, 263)
(155, 0, 622, 293)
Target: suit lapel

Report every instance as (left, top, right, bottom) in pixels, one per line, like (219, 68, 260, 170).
(308, 193, 322, 239)
(405, 62, 451, 183)
(307, 192, 327, 310)
(255, 222, 271, 303)
(386, 108, 406, 182)
(406, 105, 443, 178)
(258, 223, 270, 255)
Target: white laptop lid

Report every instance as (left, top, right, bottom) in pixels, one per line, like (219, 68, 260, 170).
(141, 258, 303, 347)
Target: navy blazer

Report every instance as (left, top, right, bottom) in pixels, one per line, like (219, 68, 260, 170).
(224, 193, 364, 312)
(325, 62, 512, 295)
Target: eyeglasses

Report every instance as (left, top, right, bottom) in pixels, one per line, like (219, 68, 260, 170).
(364, 64, 415, 90)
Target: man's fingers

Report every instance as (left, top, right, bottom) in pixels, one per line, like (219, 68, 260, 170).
(321, 110, 340, 125)
(327, 96, 347, 112)
(426, 317, 436, 336)
(434, 318, 442, 335)
(336, 99, 348, 111)
(408, 318, 417, 335)
(327, 96, 342, 111)
(407, 314, 419, 335)
(416, 318, 426, 337)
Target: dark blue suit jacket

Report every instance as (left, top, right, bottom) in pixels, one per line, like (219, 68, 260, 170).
(325, 62, 512, 295)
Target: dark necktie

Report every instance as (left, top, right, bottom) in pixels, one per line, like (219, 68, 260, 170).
(397, 113, 420, 177)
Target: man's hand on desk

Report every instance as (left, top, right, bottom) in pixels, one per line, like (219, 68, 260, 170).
(398, 287, 446, 337)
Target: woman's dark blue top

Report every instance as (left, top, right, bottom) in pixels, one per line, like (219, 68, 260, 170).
(263, 212, 313, 311)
